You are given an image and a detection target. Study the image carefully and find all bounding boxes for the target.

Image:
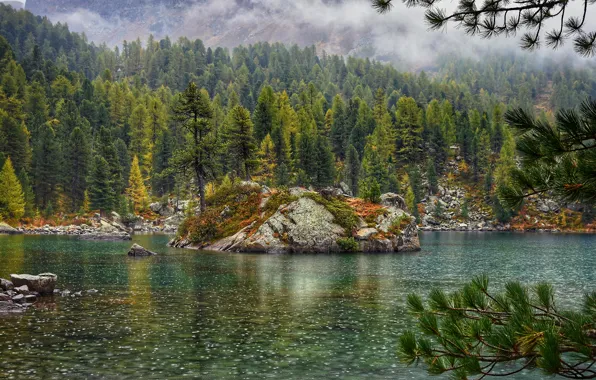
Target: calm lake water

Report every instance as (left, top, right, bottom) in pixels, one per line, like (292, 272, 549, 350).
(0, 232, 594, 379)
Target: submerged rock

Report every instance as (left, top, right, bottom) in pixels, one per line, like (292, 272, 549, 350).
(79, 231, 132, 241)
(10, 273, 57, 295)
(0, 301, 25, 314)
(128, 244, 157, 257)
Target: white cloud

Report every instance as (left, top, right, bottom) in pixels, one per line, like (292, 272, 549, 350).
(40, 0, 596, 68)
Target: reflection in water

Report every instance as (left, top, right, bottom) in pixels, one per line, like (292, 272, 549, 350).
(0, 233, 594, 379)
(0, 234, 25, 275)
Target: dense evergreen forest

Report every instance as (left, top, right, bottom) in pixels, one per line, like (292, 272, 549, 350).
(0, 3, 595, 223)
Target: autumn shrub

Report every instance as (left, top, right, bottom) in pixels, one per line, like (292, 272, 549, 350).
(179, 183, 262, 244)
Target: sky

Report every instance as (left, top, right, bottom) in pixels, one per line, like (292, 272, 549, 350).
(35, 0, 596, 68)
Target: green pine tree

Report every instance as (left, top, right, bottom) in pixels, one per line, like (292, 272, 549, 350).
(172, 82, 220, 212)
(345, 144, 361, 196)
(226, 105, 258, 181)
(89, 155, 115, 215)
(64, 127, 91, 212)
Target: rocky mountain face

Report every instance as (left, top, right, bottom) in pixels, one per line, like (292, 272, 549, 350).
(23, 0, 406, 64)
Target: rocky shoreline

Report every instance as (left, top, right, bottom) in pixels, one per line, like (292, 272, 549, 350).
(0, 273, 58, 314)
(9, 210, 185, 239)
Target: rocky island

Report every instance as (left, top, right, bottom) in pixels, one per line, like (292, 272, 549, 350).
(170, 182, 420, 253)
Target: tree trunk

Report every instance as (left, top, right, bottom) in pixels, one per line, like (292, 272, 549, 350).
(197, 170, 206, 213)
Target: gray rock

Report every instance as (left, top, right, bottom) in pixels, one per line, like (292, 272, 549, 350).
(0, 222, 22, 235)
(79, 231, 132, 241)
(0, 293, 11, 302)
(210, 197, 345, 253)
(355, 228, 378, 240)
(87, 289, 99, 294)
(12, 294, 25, 303)
(14, 285, 29, 293)
(423, 215, 440, 226)
(24, 294, 37, 303)
(160, 206, 175, 217)
(0, 301, 24, 314)
(150, 202, 163, 213)
(380, 193, 407, 209)
(320, 187, 345, 197)
(10, 273, 57, 295)
(128, 244, 157, 257)
(0, 278, 14, 291)
(537, 199, 560, 213)
(111, 211, 122, 223)
(339, 182, 353, 197)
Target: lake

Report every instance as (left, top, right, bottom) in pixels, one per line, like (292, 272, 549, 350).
(0, 232, 595, 379)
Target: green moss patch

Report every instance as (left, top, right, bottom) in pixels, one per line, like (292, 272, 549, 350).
(302, 193, 359, 232)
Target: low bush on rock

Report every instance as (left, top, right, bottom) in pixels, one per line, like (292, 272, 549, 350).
(389, 215, 413, 235)
(337, 237, 359, 252)
(178, 183, 262, 244)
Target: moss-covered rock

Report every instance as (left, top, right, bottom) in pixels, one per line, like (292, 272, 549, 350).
(170, 185, 421, 253)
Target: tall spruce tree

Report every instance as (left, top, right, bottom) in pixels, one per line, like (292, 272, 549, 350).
(0, 110, 30, 175)
(253, 85, 276, 142)
(426, 159, 438, 195)
(345, 144, 361, 196)
(226, 105, 258, 181)
(89, 155, 115, 215)
(396, 97, 424, 164)
(172, 82, 219, 212)
(152, 129, 175, 196)
(64, 127, 91, 212)
(330, 95, 348, 159)
(17, 170, 35, 218)
(314, 135, 335, 188)
(32, 122, 60, 210)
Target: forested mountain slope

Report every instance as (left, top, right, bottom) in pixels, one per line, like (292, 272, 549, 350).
(0, 4, 593, 231)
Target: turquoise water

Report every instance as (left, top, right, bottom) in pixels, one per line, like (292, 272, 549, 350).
(0, 232, 594, 379)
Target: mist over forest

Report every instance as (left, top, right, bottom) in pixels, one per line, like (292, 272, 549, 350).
(22, 0, 596, 69)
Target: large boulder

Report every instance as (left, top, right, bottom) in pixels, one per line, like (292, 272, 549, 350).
(238, 197, 344, 253)
(150, 202, 163, 214)
(150, 202, 175, 217)
(10, 273, 57, 295)
(0, 222, 21, 235)
(0, 278, 14, 291)
(128, 244, 157, 257)
(380, 193, 407, 210)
